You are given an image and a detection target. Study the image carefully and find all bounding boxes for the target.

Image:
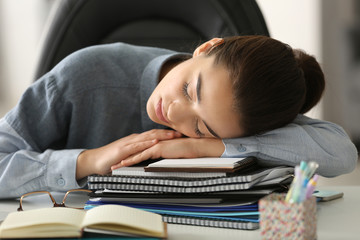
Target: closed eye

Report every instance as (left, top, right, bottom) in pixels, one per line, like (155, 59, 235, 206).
(195, 119, 205, 137)
(182, 82, 204, 137)
(182, 82, 191, 101)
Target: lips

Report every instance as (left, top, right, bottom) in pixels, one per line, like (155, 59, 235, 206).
(155, 99, 169, 123)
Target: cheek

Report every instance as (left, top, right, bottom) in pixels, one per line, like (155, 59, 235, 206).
(171, 123, 196, 138)
(164, 81, 184, 101)
(158, 77, 177, 95)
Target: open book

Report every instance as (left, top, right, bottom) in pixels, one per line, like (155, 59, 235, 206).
(0, 205, 167, 239)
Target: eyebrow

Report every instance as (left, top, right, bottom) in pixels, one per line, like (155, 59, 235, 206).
(196, 73, 202, 103)
(196, 73, 220, 139)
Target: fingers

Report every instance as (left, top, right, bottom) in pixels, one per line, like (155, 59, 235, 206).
(111, 144, 160, 170)
(111, 162, 123, 171)
(144, 129, 182, 140)
(126, 129, 182, 144)
(123, 149, 156, 167)
(110, 130, 183, 170)
(123, 138, 158, 156)
(110, 139, 158, 170)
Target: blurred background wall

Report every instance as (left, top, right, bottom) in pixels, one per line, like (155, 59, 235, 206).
(0, 0, 359, 185)
(0, 0, 359, 148)
(0, 0, 55, 116)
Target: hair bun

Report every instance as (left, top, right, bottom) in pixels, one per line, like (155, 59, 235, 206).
(293, 49, 325, 113)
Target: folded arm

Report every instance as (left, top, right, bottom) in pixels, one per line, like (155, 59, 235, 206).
(0, 118, 182, 199)
(222, 115, 358, 177)
(120, 115, 358, 178)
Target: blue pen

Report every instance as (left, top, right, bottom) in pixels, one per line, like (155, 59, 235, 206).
(300, 161, 308, 175)
(298, 178, 309, 203)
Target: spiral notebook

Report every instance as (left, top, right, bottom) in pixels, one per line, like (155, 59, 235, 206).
(163, 215, 259, 230)
(95, 166, 292, 186)
(88, 167, 293, 193)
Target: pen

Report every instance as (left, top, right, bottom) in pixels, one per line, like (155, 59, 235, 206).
(285, 165, 300, 202)
(289, 166, 303, 203)
(299, 161, 308, 180)
(286, 161, 319, 203)
(304, 161, 319, 180)
(305, 174, 319, 199)
(298, 161, 316, 202)
(298, 176, 309, 203)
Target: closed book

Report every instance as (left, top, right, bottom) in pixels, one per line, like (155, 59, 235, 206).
(144, 157, 257, 173)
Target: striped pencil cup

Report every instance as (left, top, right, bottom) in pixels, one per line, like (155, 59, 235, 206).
(259, 193, 317, 240)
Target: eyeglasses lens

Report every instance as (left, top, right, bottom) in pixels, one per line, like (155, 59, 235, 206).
(63, 191, 90, 208)
(20, 192, 54, 211)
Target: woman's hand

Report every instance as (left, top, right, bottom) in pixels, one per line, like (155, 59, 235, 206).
(111, 137, 225, 169)
(76, 129, 182, 179)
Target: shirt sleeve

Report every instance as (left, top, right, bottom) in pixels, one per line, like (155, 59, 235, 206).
(0, 59, 89, 199)
(0, 118, 86, 199)
(221, 114, 358, 177)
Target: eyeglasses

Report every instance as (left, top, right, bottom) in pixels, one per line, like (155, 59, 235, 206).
(17, 189, 92, 211)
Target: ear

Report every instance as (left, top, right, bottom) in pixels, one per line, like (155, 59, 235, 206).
(193, 38, 223, 57)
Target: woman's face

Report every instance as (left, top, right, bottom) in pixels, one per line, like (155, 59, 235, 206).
(147, 54, 243, 139)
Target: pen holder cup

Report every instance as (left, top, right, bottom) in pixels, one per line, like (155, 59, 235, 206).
(259, 193, 317, 240)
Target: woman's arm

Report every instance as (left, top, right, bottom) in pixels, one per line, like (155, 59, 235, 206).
(0, 118, 85, 199)
(118, 115, 357, 178)
(0, 117, 180, 199)
(222, 115, 358, 177)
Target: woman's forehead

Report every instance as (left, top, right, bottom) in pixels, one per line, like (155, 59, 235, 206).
(198, 59, 242, 138)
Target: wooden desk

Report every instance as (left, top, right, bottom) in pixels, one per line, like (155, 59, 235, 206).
(1, 186, 359, 239)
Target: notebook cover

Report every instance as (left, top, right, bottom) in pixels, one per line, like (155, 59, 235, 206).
(144, 157, 257, 173)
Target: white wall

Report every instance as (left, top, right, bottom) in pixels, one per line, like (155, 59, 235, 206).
(0, 0, 55, 117)
(257, 0, 323, 119)
(321, 0, 360, 140)
(257, 0, 322, 59)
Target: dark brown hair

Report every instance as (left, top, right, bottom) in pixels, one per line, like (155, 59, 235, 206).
(207, 36, 325, 136)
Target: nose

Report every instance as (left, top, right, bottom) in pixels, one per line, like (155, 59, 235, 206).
(167, 100, 193, 124)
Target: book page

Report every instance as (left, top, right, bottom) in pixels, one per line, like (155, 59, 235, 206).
(0, 208, 85, 238)
(0, 208, 85, 229)
(82, 205, 165, 237)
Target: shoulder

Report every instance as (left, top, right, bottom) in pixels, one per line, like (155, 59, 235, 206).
(292, 114, 350, 137)
(51, 42, 175, 81)
(56, 43, 176, 70)
(43, 43, 175, 95)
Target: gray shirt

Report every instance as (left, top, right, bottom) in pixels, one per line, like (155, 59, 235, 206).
(0, 43, 357, 198)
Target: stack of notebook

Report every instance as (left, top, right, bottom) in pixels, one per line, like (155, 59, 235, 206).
(86, 157, 293, 230)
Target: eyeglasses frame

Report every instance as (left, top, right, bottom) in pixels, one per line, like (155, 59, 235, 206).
(17, 189, 92, 211)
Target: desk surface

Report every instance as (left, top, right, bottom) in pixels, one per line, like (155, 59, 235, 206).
(1, 186, 359, 240)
